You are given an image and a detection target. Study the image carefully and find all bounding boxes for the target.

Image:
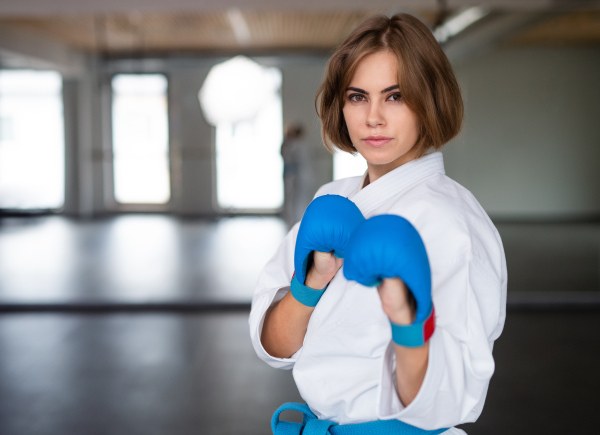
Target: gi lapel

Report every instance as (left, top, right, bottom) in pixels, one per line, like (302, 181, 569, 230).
(349, 152, 446, 218)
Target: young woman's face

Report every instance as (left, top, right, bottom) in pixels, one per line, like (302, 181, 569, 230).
(342, 50, 420, 181)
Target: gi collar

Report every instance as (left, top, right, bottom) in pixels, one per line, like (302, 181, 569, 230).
(350, 152, 446, 217)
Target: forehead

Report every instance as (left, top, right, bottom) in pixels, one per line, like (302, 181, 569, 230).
(348, 51, 399, 88)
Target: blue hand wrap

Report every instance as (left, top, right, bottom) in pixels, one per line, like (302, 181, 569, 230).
(271, 402, 449, 434)
(344, 215, 435, 345)
(292, 195, 364, 301)
(290, 274, 327, 307)
(390, 305, 436, 348)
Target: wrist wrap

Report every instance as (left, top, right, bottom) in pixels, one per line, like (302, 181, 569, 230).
(290, 273, 327, 307)
(390, 305, 436, 347)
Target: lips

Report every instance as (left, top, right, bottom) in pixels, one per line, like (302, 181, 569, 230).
(363, 136, 392, 147)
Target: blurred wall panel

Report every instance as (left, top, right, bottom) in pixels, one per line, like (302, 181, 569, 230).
(445, 46, 600, 220)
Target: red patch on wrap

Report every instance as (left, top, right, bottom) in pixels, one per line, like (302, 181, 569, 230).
(423, 307, 436, 342)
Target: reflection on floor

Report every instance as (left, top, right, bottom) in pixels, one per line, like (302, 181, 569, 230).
(0, 215, 288, 305)
(2, 216, 598, 306)
(0, 312, 302, 435)
(0, 215, 598, 434)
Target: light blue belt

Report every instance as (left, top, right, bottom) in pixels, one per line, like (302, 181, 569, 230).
(272, 402, 449, 435)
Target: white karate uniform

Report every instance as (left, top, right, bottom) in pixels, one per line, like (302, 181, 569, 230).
(249, 152, 507, 434)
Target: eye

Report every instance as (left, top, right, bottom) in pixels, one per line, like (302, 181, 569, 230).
(387, 92, 402, 102)
(347, 93, 366, 103)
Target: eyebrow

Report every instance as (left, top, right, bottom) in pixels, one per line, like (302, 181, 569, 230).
(346, 85, 399, 94)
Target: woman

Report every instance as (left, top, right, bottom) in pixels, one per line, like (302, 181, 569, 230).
(249, 13, 507, 434)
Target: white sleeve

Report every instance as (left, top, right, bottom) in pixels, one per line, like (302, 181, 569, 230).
(377, 242, 507, 429)
(249, 223, 302, 370)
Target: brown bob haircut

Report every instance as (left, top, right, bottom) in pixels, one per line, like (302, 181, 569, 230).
(316, 13, 463, 157)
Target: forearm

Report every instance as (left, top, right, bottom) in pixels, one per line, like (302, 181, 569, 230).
(261, 291, 314, 358)
(394, 341, 429, 406)
(378, 277, 429, 407)
(261, 253, 339, 358)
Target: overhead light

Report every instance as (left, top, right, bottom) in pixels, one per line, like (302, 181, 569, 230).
(227, 8, 251, 44)
(434, 6, 490, 43)
(198, 56, 280, 126)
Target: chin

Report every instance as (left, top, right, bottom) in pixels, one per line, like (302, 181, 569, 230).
(363, 152, 407, 167)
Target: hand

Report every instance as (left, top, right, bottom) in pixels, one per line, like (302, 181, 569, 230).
(343, 215, 432, 324)
(377, 278, 416, 325)
(294, 195, 365, 288)
(305, 251, 344, 290)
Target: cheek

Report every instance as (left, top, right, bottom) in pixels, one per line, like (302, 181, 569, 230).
(342, 108, 358, 136)
(399, 111, 420, 140)
(342, 109, 350, 133)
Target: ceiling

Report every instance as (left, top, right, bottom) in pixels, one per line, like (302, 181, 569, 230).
(0, 1, 598, 57)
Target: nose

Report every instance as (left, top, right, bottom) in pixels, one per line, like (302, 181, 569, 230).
(366, 102, 385, 128)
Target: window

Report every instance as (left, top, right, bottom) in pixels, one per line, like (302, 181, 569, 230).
(333, 151, 367, 180)
(111, 74, 170, 205)
(0, 70, 65, 210)
(199, 56, 283, 211)
(215, 84, 283, 210)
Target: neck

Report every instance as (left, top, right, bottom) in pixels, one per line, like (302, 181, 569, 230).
(366, 150, 420, 184)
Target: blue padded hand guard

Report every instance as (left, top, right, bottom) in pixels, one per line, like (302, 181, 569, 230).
(294, 195, 365, 286)
(343, 215, 433, 324)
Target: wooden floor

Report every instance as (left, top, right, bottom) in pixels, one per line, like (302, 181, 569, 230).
(0, 215, 598, 434)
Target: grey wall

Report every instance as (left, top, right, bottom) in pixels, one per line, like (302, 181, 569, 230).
(168, 66, 215, 216)
(279, 56, 333, 210)
(444, 46, 600, 220)
(62, 60, 104, 218)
